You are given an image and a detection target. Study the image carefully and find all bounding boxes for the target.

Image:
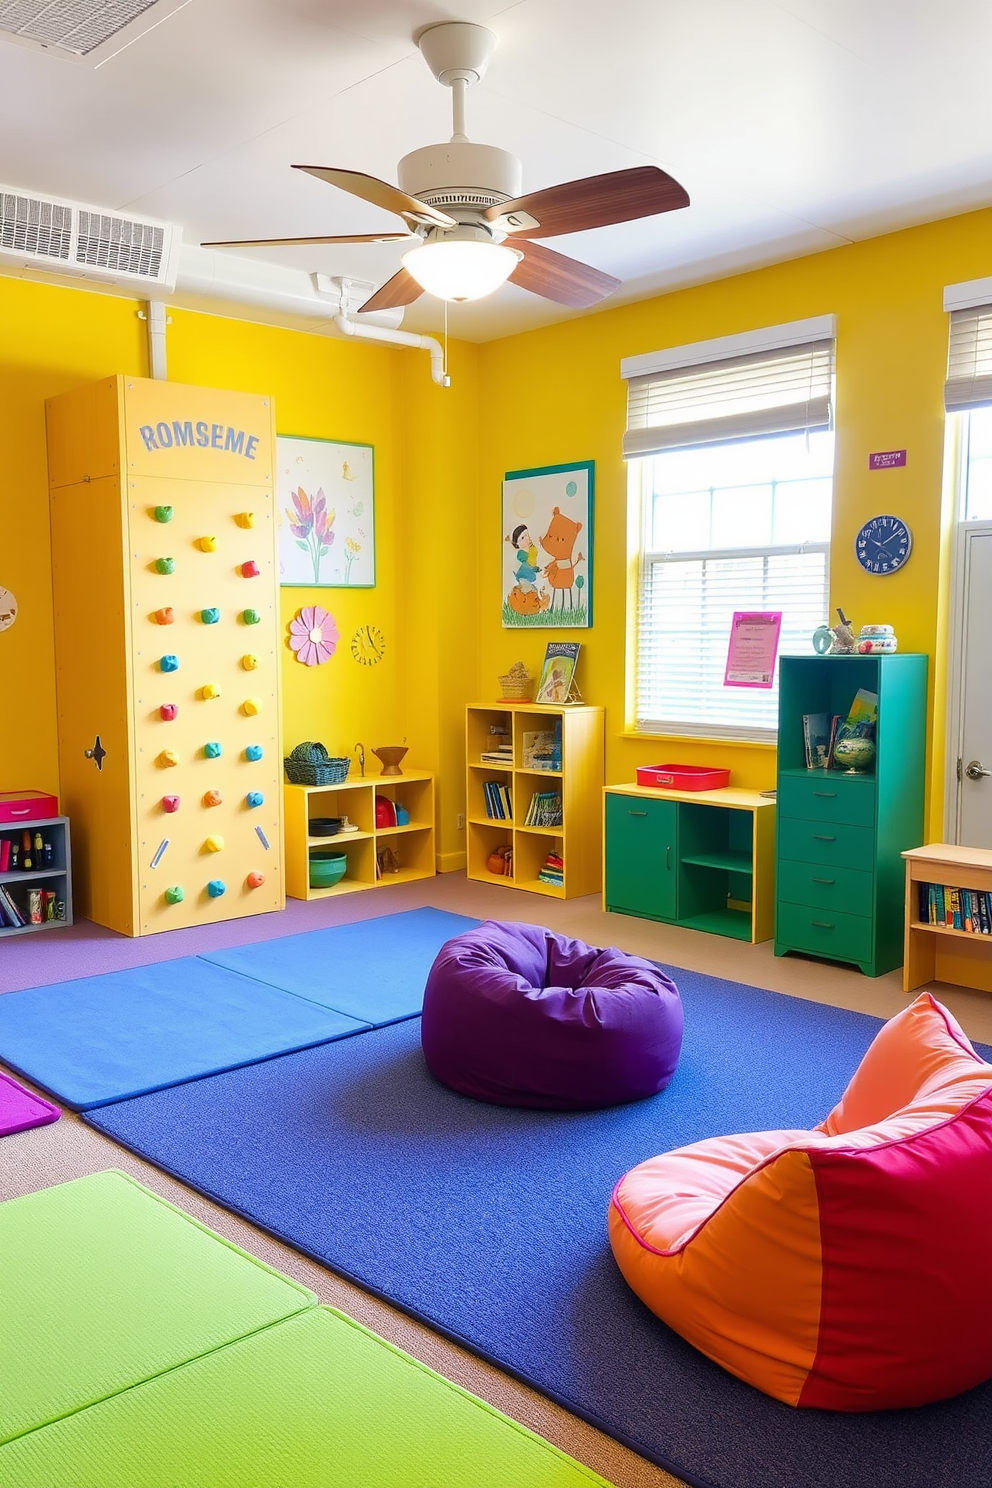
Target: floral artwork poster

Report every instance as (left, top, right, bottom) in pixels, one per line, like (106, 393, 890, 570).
(277, 434, 374, 587)
(501, 461, 593, 628)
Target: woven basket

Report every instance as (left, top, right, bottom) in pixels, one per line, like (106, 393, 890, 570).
(284, 742, 350, 786)
(498, 664, 533, 701)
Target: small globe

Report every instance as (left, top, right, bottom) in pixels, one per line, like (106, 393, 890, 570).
(833, 736, 876, 773)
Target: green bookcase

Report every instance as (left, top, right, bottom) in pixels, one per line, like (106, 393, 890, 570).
(774, 653, 928, 976)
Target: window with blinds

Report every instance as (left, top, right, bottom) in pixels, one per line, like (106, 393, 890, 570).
(626, 323, 835, 742)
(945, 304, 992, 413)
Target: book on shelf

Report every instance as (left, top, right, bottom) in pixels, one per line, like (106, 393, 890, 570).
(524, 790, 563, 827)
(480, 748, 513, 764)
(920, 882, 992, 935)
(802, 713, 831, 769)
(483, 780, 512, 820)
(836, 688, 878, 744)
(537, 850, 564, 886)
(522, 725, 561, 771)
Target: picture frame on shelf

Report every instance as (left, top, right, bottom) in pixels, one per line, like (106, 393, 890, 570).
(277, 434, 374, 588)
(501, 460, 593, 628)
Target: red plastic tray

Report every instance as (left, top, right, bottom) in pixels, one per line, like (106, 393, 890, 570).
(0, 790, 59, 824)
(635, 764, 730, 791)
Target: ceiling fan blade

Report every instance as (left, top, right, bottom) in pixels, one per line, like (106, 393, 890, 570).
(509, 239, 619, 308)
(293, 166, 456, 229)
(487, 165, 689, 239)
(202, 233, 417, 248)
(358, 268, 424, 314)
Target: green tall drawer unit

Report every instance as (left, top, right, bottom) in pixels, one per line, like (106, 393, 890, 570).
(774, 653, 928, 976)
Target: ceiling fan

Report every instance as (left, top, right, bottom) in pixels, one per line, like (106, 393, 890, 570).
(204, 21, 689, 314)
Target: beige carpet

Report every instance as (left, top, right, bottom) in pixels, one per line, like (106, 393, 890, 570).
(5, 871, 992, 1488)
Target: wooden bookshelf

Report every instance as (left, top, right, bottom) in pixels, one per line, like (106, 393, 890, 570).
(284, 775, 435, 900)
(466, 703, 604, 899)
(903, 843, 992, 994)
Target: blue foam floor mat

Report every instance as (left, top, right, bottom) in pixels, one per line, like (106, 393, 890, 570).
(0, 959, 367, 1110)
(85, 969, 992, 1488)
(199, 908, 478, 1025)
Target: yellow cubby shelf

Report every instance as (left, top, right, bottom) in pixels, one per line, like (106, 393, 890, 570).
(465, 702, 604, 900)
(284, 774, 436, 901)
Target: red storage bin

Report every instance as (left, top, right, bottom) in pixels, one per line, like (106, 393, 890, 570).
(0, 790, 59, 823)
(635, 764, 730, 791)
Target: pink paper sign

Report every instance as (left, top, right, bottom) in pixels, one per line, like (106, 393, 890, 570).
(869, 449, 907, 469)
(725, 611, 783, 689)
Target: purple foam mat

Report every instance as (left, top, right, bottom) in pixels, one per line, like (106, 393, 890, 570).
(0, 1071, 61, 1136)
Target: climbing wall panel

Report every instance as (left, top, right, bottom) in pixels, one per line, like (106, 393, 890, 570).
(47, 376, 284, 937)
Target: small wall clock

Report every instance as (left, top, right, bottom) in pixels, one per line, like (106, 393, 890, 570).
(855, 515, 912, 575)
(351, 623, 386, 666)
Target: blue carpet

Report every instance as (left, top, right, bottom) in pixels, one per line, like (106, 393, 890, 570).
(0, 959, 367, 1110)
(85, 966, 992, 1488)
(200, 908, 478, 1025)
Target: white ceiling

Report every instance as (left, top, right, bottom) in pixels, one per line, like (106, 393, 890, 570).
(3, 0, 992, 341)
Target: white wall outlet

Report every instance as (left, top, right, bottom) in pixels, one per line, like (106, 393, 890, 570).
(456, 813, 465, 830)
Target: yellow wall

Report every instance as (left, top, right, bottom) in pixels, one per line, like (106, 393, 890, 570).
(0, 278, 476, 866)
(5, 201, 992, 872)
(476, 206, 992, 837)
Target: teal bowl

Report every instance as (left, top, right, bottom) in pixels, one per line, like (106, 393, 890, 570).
(309, 851, 348, 889)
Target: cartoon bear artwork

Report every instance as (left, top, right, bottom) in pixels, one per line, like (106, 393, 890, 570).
(539, 508, 584, 610)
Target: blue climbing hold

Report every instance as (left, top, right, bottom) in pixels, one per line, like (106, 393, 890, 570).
(159, 654, 179, 673)
(244, 744, 264, 761)
(206, 879, 226, 898)
(246, 791, 264, 808)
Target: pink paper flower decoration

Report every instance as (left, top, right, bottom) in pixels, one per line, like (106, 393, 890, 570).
(289, 605, 339, 666)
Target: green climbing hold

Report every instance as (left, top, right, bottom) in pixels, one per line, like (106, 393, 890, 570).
(203, 742, 222, 759)
(164, 885, 185, 905)
(242, 608, 261, 626)
(155, 557, 175, 575)
(153, 506, 174, 523)
(200, 607, 221, 625)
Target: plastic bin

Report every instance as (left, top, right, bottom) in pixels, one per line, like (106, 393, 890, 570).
(635, 764, 730, 791)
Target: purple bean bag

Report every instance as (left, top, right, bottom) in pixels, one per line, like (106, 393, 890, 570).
(421, 920, 683, 1110)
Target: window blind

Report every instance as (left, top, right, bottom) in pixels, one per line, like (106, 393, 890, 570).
(636, 543, 830, 740)
(624, 340, 834, 459)
(945, 305, 992, 412)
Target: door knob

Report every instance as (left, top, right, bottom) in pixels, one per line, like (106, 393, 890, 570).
(966, 759, 992, 781)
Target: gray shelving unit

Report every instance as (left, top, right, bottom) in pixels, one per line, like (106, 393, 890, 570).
(0, 815, 73, 937)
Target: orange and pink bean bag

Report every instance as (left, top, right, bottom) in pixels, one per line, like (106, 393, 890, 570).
(609, 993, 992, 1410)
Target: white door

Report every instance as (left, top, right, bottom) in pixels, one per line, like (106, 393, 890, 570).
(948, 523, 992, 846)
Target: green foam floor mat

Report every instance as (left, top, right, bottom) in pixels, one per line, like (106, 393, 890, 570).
(0, 1170, 314, 1446)
(0, 1308, 614, 1488)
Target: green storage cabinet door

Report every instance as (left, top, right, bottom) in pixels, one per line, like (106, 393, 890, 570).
(605, 794, 677, 921)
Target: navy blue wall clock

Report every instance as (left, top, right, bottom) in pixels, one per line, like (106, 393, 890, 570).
(855, 514, 912, 575)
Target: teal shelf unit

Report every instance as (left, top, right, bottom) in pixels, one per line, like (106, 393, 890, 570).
(774, 653, 928, 976)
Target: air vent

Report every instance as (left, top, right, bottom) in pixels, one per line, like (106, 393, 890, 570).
(0, 0, 187, 63)
(416, 189, 510, 210)
(0, 185, 180, 288)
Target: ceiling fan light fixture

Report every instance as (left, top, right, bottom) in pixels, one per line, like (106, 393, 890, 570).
(401, 237, 519, 302)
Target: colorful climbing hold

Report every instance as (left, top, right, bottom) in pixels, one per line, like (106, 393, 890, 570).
(203, 741, 222, 758)
(241, 560, 260, 578)
(154, 557, 175, 574)
(164, 885, 185, 904)
(152, 506, 173, 523)
(235, 511, 256, 529)
(159, 654, 179, 673)
(200, 683, 221, 700)
(199, 607, 221, 625)
(206, 879, 226, 898)
(205, 835, 225, 853)
(162, 795, 181, 812)
(241, 653, 259, 670)
(246, 871, 265, 889)
(242, 609, 261, 626)
(158, 751, 180, 769)
(246, 791, 264, 808)
(242, 698, 261, 716)
(153, 607, 175, 625)
(244, 744, 263, 761)
(203, 789, 223, 808)
(160, 703, 178, 721)
(197, 536, 218, 552)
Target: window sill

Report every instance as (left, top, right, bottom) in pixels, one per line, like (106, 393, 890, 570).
(621, 731, 777, 750)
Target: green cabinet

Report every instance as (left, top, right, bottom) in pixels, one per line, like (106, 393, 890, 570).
(605, 793, 677, 921)
(604, 786, 776, 942)
(774, 653, 928, 976)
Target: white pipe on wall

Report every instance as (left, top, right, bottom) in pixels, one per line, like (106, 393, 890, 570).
(143, 300, 169, 379)
(332, 310, 450, 387)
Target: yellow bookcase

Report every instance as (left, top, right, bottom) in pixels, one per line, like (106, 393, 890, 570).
(284, 775, 436, 899)
(465, 703, 604, 899)
(46, 375, 284, 936)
